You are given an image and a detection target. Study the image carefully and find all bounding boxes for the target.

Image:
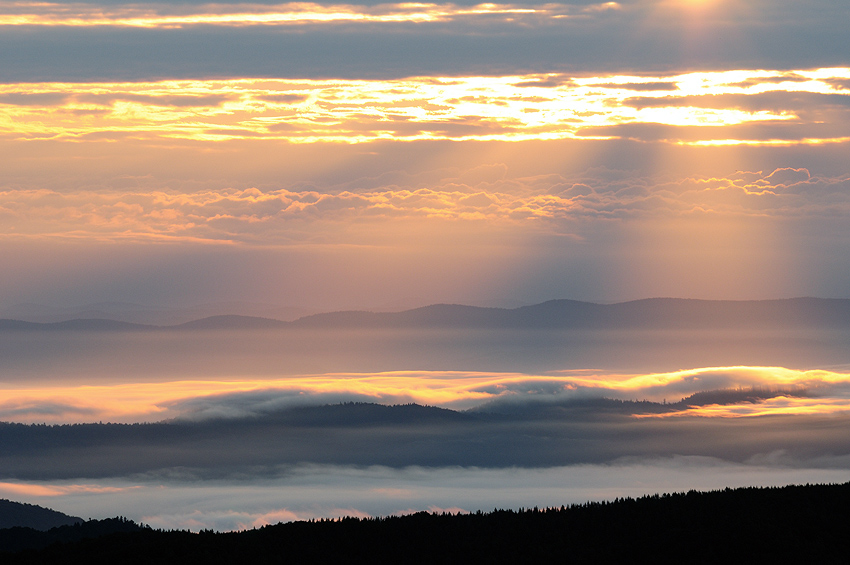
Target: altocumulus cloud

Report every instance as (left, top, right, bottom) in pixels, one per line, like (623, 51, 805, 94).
(0, 0, 847, 80)
(0, 168, 847, 244)
(1, 70, 847, 144)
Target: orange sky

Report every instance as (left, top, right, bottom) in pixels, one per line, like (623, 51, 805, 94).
(0, 0, 847, 307)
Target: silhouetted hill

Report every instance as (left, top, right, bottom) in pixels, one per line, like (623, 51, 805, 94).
(675, 387, 806, 407)
(291, 297, 850, 330)
(1, 301, 312, 325)
(5, 483, 850, 563)
(0, 517, 141, 554)
(4, 397, 846, 478)
(173, 315, 288, 330)
(2, 297, 849, 331)
(0, 319, 151, 331)
(262, 402, 475, 426)
(0, 500, 81, 531)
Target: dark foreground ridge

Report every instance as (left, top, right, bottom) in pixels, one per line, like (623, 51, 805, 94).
(4, 482, 850, 563)
(0, 499, 82, 531)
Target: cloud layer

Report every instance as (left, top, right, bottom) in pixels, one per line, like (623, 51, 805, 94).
(7, 461, 850, 532)
(6, 374, 850, 485)
(2, 70, 847, 144)
(1, 167, 848, 245)
(0, 2, 607, 28)
(1, 0, 848, 80)
(3, 366, 850, 424)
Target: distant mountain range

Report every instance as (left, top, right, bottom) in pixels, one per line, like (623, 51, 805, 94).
(292, 298, 850, 330)
(0, 301, 313, 326)
(1, 298, 850, 331)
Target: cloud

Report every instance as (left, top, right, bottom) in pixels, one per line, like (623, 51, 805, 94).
(0, 2, 594, 29)
(4, 365, 850, 426)
(9, 460, 850, 531)
(1, 166, 849, 244)
(621, 92, 850, 113)
(7, 394, 850, 480)
(255, 93, 309, 104)
(0, 92, 71, 106)
(0, 0, 847, 81)
(0, 482, 135, 497)
(74, 93, 236, 107)
(762, 167, 811, 186)
(1, 70, 847, 144)
(591, 81, 679, 92)
(166, 389, 402, 421)
(140, 507, 371, 532)
(0, 156, 849, 306)
(0, 400, 98, 419)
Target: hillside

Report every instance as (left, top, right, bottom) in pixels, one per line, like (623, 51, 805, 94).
(3, 483, 850, 562)
(0, 499, 82, 531)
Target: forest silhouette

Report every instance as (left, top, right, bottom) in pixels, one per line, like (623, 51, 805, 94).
(3, 482, 850, 562)
(3, 399, 845, 478)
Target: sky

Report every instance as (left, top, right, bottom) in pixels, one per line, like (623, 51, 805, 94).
(0, 0, 849, 310)
(2, 0, 850, 532)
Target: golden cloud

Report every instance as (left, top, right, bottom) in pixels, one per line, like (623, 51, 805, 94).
(0, 69, 846, 145)
(2, 366, 850, 424)
(0, 2, 599, 28)
(1, 166, 847, 244)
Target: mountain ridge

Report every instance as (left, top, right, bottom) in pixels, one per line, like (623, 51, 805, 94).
(0, 297, 849, 331)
